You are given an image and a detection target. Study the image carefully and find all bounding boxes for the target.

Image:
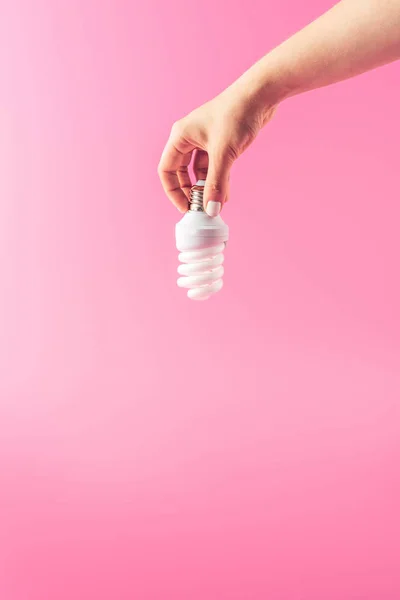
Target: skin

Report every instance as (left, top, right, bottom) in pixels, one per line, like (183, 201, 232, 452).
(158, 0, 400, 216)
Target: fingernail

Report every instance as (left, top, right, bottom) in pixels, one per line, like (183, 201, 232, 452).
(206, 201, 221, 217)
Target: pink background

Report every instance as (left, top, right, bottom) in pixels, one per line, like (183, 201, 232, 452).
(1, 0, 400, 598)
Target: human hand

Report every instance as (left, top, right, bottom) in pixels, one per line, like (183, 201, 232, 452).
(158, 82, 277, 216)
(159, 0, 400, 216)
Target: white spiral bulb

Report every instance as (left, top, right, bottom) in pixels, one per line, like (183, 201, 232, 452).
(175, 181, 229, 301)
(177, 243, 226, 301)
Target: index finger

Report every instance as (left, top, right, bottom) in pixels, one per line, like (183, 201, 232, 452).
(158, 133, 194, 213)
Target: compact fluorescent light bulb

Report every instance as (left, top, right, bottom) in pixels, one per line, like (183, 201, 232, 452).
(175, 180, 229, 301)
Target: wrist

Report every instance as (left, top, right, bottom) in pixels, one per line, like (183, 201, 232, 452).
(230, 55, 297, 123)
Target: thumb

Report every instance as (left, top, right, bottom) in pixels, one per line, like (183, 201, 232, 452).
(204, 147, 233, 217)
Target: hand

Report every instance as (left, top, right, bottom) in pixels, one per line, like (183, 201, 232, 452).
(158, 83, 277, 215)
(159, 0, 400, 217)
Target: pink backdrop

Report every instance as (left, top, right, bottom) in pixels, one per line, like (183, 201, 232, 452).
(1, 0, 400, 598)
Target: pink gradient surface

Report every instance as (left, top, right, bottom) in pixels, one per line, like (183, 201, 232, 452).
(1, 1, 400, 598)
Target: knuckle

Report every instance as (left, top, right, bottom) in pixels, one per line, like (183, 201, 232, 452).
(211, 141, 239, 164)
(210, 181, 223, 194)
(223, 143, 239, 162)
(171, 119, 184, 138)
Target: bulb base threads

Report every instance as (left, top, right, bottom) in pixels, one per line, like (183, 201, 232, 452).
(189, 181, 205, 212)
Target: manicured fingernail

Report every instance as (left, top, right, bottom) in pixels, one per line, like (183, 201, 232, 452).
(206, 201, 221, 217)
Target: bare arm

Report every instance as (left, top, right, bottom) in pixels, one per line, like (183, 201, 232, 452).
(159, 0, 400, 214)
(235, 0, 400, 114)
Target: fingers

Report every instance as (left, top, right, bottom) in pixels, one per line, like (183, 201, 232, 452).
(158, 124, 194, 212)
(159, 121, 236, 216)
(193, 149, 209, 181)
(225, 176, 231, 203)
(203, 145, 235, 217)
(177, 150, 194, 200)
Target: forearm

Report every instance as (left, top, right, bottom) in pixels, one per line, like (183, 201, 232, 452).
(233, 0, 400, 113)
